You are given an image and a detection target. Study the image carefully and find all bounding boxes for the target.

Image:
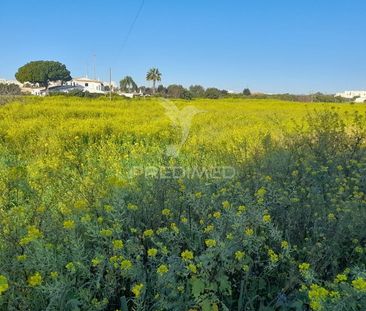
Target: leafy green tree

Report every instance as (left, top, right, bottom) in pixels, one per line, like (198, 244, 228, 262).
(243, 88, 251, 96)
(15, 61, 71, 89)
(167, 84, 192, 99)
(157, 85, 167, 95)
(205, 87, 221, 99)
(120, 76, 138, 93)
(189, 85, 205, 98)
(146, 68, 162, 93)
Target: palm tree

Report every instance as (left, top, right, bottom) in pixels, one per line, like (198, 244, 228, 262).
(146, 68, 162, 93)
(120, 76, 138, 93)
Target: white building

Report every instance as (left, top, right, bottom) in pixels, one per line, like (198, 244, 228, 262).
(335, 90, 366, 103)
(68, 77, 106, 94)
(0, 79, 22, 86)
(335, 90, 366, 99)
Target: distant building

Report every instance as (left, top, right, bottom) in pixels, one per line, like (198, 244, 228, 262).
(67, 77, 105, 94)
(335, 90, 366, 103)
(0, 79, 22, 86)
(103, 80, 118, 90)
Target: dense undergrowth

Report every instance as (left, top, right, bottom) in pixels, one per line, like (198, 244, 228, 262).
(0, 97, 365, 310)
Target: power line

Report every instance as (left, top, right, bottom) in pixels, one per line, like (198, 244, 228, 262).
(119, 0, 145, 54)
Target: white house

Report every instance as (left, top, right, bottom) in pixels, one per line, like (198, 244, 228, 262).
(0, 79, 22, 86)
(335, 90, 366, 103)
(67, 77, 105, 94)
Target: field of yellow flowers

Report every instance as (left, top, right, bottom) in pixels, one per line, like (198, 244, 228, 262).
(0, 96, 366, 311)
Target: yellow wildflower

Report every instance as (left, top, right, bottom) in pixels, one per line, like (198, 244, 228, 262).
(235, 251, 245, 261)
(213, 211, 221, 219)
(205, 239, 217, 248)
(100, 229, 113, 237)
(121, 260, 133, 270)
(299, 262, 310, 272)
(335, 274, 347, 283)
(161, 208, 172, 216)
(63, 220, 75, 230)
(204, 225, 214, 233)
(81, 214, 92, 223)
(65, 262, 76, 272)
(92, 257, 103, 267)
(17, 255, 27, 262)
(112, 240, 124, 250)
(74, 199, 88, 210)
(28, 272, 42, 287)
(352, 277, 366, 292)
(0, 275, 9, 294)
(327, 213, 336, 221)
(268, 249, 279, 263)
(181, 250, 194, 261)
(147, 248, 158, 257)
(187, 263, 197, 274)
(263, 214, 271, 223)
(104, 204, 113, 212)
(281, 241, 289, 249)
(157, 264, 169, 275)
(127, 203, 138, 211)
(195, 192, 202, 198)
(170, 223, 179, 233)
(222, 201, 230, 209)
(245, 228, 254, 236)
(50, 272, 59, 279)
(308, 284, 329, 311)
(131, 283, 144, 298)
(143, 229, 154, 238)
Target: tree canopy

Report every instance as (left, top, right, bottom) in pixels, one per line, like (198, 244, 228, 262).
(243, 88, 251, 96)
(120, 76, 138, 93)
(167, 84, 192, 100)
(189, 85, 205, 98)
(205, 87, 222, 99)
(15, 61, 71, 89)
(146, 68, 162, 93)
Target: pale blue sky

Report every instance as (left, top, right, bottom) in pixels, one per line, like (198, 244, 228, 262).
(0, 0, 365, 93)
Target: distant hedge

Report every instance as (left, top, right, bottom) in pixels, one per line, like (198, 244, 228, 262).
(0, 83, 22, 96)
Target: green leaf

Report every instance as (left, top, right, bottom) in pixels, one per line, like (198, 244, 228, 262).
(201, 299, 212, 311)
(218, 275, 231, 295)
(191, 278, 205, 299)
(120, 296, 128, 311)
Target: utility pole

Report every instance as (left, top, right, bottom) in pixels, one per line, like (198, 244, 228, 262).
(93, 54, 96, 80)
(109, 67, 112, 101)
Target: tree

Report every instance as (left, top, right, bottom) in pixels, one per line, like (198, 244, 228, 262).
(146, 68, 162, 93)
(167, 84, 192, 99)
(205, 87, 221, 99)
(221, 89, 228, 96)
(243, 88, 251, 96)
(120, 76, 138, 93)
(15, 61, 71, 89)
(189, 85, 205, 98)
(157, 85, 167, 95)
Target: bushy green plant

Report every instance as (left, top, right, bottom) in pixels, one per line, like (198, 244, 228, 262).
(0, 98, 365, 310)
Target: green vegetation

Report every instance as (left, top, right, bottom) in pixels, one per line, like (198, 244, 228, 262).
(15, 61, 71, 89)
(146, 68, 162, 94)
(0, 83, 21, 96)
(0, 97, 365, 310)
(120, 76, 138, 93)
